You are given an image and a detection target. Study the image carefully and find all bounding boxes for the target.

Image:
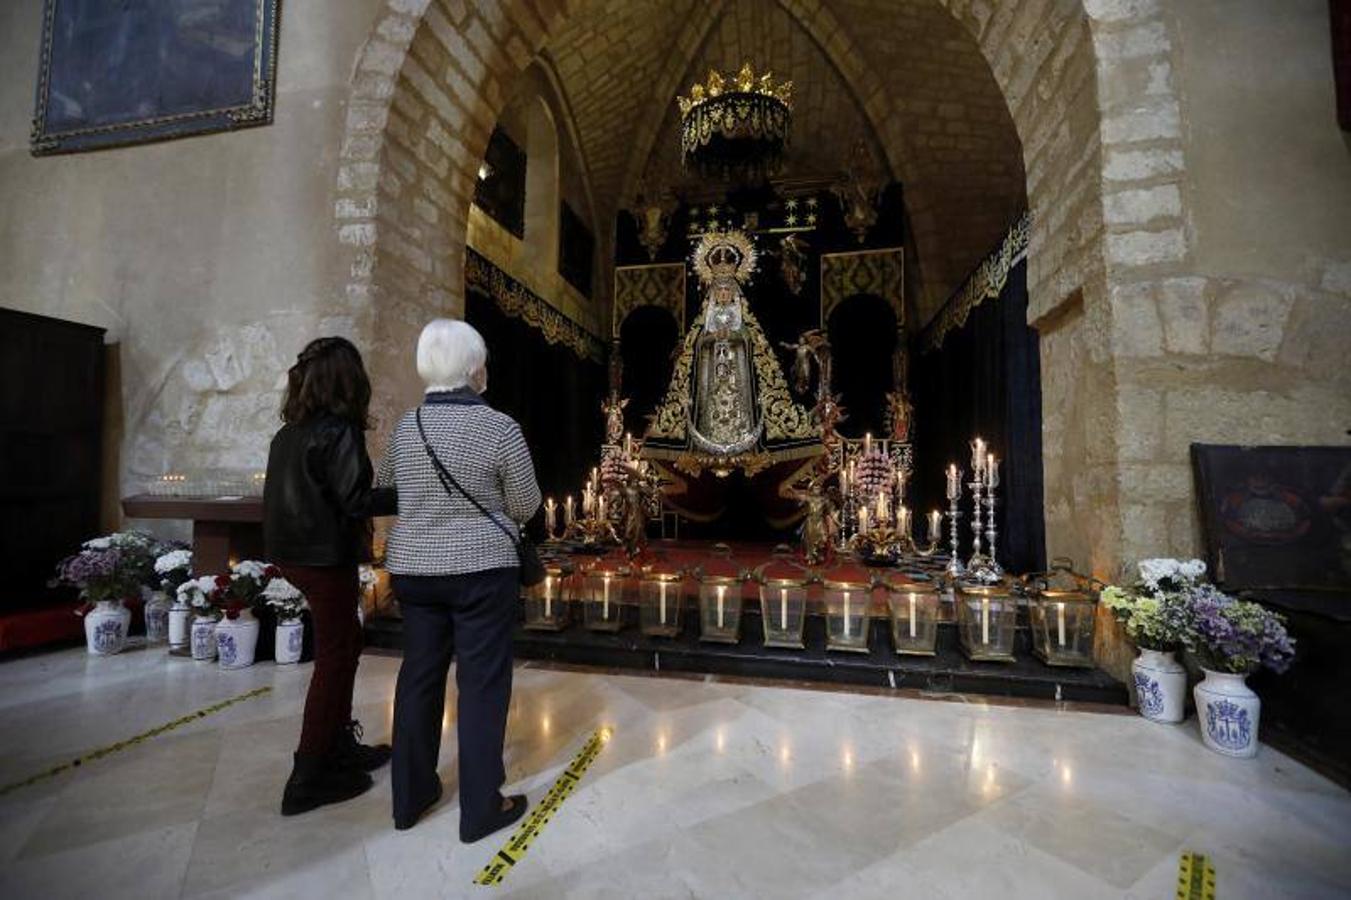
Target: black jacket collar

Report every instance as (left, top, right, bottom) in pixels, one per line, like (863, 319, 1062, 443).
(424, 387, 486, 406)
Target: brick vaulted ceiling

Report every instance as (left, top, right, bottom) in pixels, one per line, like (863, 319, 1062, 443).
(537, 0, 1026, 323)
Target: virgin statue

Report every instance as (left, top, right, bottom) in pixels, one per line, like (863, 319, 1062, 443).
(646, 229, 816, 472)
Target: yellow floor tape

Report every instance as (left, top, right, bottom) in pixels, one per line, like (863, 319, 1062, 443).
(474, 726, 612, 887)
(0, 685, 272, 799)
(1177, 851, 1217, 900)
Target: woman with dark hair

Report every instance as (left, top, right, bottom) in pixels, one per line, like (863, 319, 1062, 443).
(264, 336, 397, 816)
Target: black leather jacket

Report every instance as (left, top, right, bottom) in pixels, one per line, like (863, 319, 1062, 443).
(263, 415, 396, 566)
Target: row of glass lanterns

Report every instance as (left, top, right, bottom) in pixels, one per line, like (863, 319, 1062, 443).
(524, 548, 1100, 666)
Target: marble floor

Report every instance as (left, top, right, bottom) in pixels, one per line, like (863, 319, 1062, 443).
(0, 647, 1347, 900)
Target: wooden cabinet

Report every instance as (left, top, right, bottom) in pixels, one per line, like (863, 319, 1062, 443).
(0, 308, 106, 609)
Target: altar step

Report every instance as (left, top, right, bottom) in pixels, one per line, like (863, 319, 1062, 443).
(365, 608, 1127, 706)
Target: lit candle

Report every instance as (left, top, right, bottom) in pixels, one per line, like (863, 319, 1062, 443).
(582, 486, 594, 515)
(897, 505, 911, 537)
(780, 586, 789, 628)
(858, 505, 870, 535)
(896, 469, 908, 501)
(659, 579, 668, 623)
(544, 497, 557, 535)
(1056, 601, 1066, 647)
(946, 464, 961, 500)
(986, 454, 1000, 491)
(843, 590, 852, 638)
(908, 592, 917, 638)
(981, 596, 990, 645)
(971, 437, 986, 480)
(597, 495, 606, 522)
(928, 510, 942, 542)
(876, 492, 888, 524)
(602, 574, 611, 619)
(565, 495, 575, 526)
(624, 433, 633, 457)
(716, 584, 726, 629)
(864, 432, 872, 455)
(544, 575, 553, 619)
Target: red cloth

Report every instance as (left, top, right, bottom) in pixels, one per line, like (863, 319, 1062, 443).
(282, 565, 363, 756)
(0, 602, 85, 653)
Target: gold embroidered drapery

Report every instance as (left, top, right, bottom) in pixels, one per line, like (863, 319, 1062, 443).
(465, 248, 604, 362)
(922, 212, 1030, 353)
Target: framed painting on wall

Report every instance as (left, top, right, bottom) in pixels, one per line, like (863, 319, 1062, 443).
(31, 0, 281, 156)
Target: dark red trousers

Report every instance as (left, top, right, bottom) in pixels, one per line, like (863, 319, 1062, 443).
(282, 564, 363, 757)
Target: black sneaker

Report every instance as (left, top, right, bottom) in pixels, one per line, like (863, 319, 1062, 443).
(281, 752, 373, 816)
(337, 719, 392, 772)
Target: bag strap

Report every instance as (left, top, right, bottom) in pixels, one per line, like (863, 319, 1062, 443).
(415, 407, 520, 550)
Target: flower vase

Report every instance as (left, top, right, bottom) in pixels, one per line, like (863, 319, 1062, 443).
(215, 610, 260, 669)
(1131, 648, 1186, 724)
(190, 615, 218, 661)
(84, 599, 132, 655)
(143, 591, 171, 644)
(168, 600, 193, 651)
(1194, 668, 1260, 758)
(275, 618, 304, 665)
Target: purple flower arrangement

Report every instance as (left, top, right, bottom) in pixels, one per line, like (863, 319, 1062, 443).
(1185, 584, 1295, 675)
(53, 546, 141, 609)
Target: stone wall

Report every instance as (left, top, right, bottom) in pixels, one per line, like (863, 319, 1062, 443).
(0, 0, 386, 514)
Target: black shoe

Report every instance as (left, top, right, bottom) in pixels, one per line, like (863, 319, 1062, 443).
(337, 719, 392, 772)
(460, 794, 528, 844)
(394, 779, 443, 831)
(281, 752, 373, 816)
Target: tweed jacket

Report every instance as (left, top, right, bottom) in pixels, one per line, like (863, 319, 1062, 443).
(376, 389, 541, 576)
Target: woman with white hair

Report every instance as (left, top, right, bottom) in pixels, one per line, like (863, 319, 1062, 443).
(375, 318, 540, 840)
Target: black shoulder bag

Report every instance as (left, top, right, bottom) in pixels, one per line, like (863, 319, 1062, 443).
(415, 407, 546, 587)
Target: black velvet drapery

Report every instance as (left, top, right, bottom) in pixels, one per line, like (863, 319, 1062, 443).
(911, 259, 1046, 574)
(465, 290, 606, 518)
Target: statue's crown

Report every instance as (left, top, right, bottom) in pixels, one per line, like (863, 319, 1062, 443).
(692, 229, 757, 285)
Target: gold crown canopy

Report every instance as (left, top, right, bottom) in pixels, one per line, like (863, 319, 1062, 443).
(692, 229, 758, 286)
(678, 63, 792, 117)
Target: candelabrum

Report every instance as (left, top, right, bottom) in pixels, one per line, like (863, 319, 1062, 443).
(980, 458, 1004, 579)
(967, 475, 986, 569)
(944, 466, 966, 578)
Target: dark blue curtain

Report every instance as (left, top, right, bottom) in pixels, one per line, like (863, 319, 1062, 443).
(911, 259, 1045, 574)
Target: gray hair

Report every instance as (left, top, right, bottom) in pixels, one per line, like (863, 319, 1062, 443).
(416, 318, 487, 391)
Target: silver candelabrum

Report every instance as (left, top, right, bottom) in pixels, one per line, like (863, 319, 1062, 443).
(982, 457, 1003, 578)
(967, 474, 985, 570)
(944, 466, 966, 578)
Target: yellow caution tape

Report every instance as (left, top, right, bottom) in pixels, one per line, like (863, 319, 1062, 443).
(0, 686, 272, 798)
(1177, 851, 1217, 900)
(473, 726, 612, 887)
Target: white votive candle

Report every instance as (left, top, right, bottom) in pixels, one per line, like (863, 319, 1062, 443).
(843, 591, 852, 638)
(602, 575, 611, 619)
(544, 575, 553, 619)
(908, 593, 917, 638)
(780, 587, 789, 629)
(1056, 601, 1066, 647)
(981, 597, 990, 645)
(659, 580, 668, 623)
(716, 585, 726, 629)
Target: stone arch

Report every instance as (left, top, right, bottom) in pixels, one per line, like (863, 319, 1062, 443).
(335, 0, 1193, 578)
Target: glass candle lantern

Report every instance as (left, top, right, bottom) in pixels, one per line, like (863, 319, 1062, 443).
(955, 583, 1018, 662)
(523, 566, 570, 631)
(886, 579, 940, 656)
(755, 548, 811, 649)
(821, 561, 874, 653)
(1026, 561, 1098, 667)
(582, 566, 625, 632)
(639, 572, 685, 637)
(697, 577, 743, 643)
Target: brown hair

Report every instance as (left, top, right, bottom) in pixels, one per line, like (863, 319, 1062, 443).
(281, 337, 372, 429)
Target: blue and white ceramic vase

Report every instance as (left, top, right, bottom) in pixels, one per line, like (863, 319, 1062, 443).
(1131, 648, 1186, 724)
(1194, 668, 1260, 758)
(84, 599, 131, 656)
(190, 615, 218, 662)
(143, 590, 171, 644)
(215, 610, 260, 670)
(274, 618, 304, 665)
(168, 598, 193, 651)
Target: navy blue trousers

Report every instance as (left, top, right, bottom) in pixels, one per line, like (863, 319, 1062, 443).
(390, 567, 518, 829)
